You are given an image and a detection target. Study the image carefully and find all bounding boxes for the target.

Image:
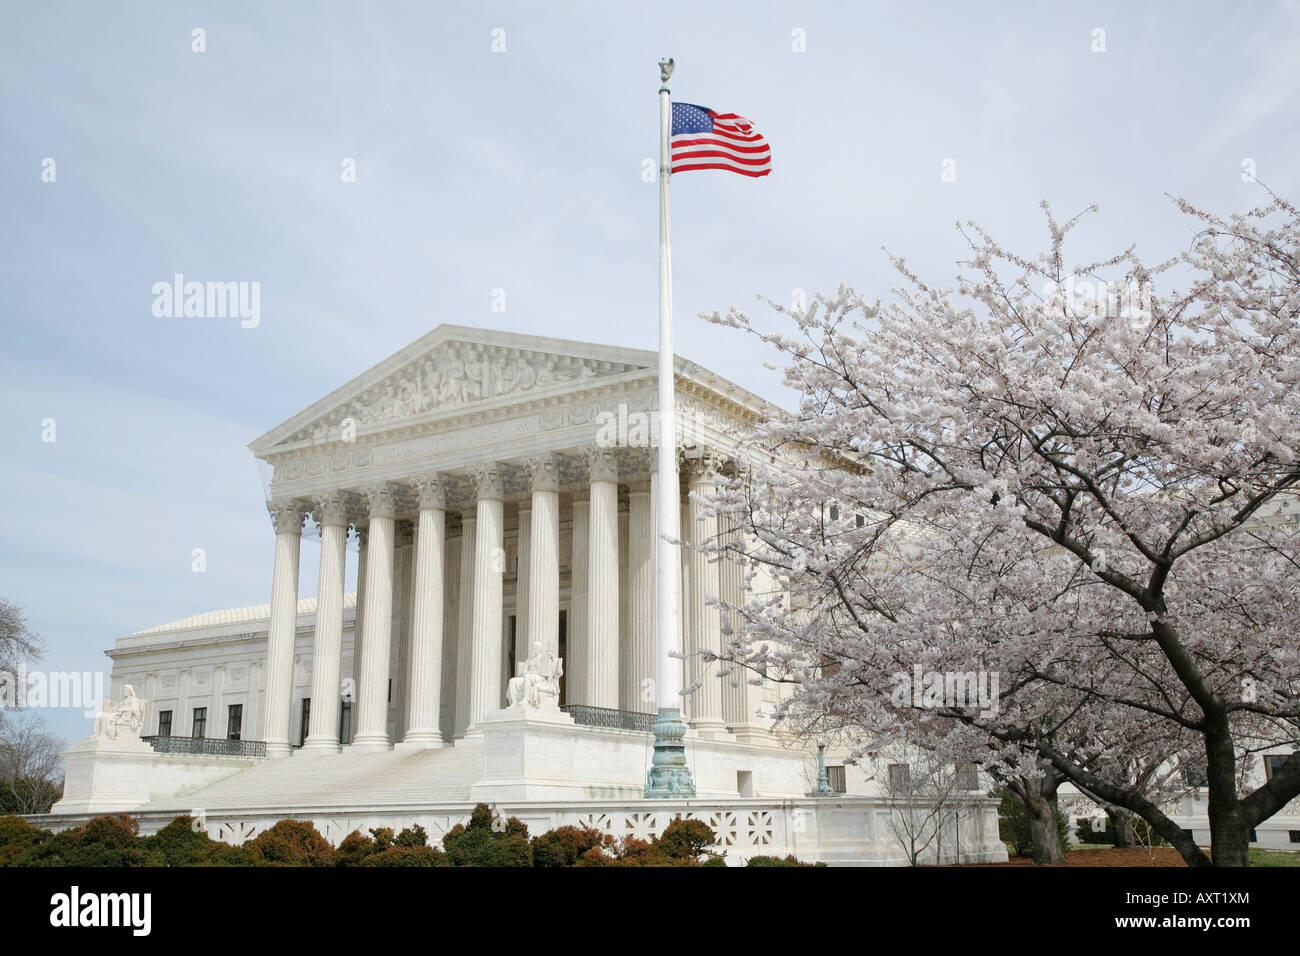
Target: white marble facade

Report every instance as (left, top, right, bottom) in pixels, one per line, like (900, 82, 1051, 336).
(46, 325, 1009, 865)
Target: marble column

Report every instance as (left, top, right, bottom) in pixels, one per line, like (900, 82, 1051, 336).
(351, 483, 398, 751)
(263, 498, 306, 758)
(568, 492, 590, 705)
(585, 448, 620, 709)
(468, 464, 506, 727)
(718, 512, 762, 737)
(515, 503, 531, 670)
(349, 521, 368, 741)
(401, 475, 447, 748)
(453, 509, 477, 737)
(440, 527, 461, 740)
(525, 453, 561, 658)
(627, 481, 655, 714)
(686, 458, 726, 736)
(302, 492, 349, 753)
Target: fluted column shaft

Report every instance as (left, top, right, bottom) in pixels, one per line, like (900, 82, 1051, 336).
(454, 511, 477, 737)
(718, 513, 759, 734)
(686, 461, 725, 735)
(263, 499, 305, 758)
(515, 504, 531, 668)
(352, 484, 398, 750)
(525, 453, 561, 659)
(303, 494, 349, 753)
(627, 482, 655, 713)
(349, 526, 367, 740)
(469, 466, 506, 726)
(568, 494, 590, 705)
(402, 476, 447, 747)
(586, 450, 620, 709)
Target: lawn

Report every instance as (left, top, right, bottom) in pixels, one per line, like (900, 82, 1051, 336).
(969, 844, 1300, 867)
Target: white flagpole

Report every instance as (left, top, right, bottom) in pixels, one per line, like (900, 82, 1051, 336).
(646, 56, 694, 798)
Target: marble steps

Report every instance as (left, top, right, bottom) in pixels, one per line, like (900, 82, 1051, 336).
(141, 743, 485, 814)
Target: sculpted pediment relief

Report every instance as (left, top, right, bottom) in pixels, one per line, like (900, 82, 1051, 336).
(286, 341, 644, 445)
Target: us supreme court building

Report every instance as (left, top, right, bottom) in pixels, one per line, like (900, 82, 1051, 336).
(45, 324, 1008, 865)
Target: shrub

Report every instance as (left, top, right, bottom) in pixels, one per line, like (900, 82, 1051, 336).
(0, 814, 49, 866)
(746, 854, 817, 867)
(12, 814, 155, 867)
(1075, 817, 1110, 845)
(442, 804, 533, 867)
(335, 829, 376, 867)
(141, 816, 219, 866)
(199, 843, 257, 866)
(995, 789, 1071, 856)
(395, 825, 428, 849)
(657, 817, 716, 862)
(359, 846, 448, 867)
(243, 819, 334, 867)
(531, 825, 613, 867)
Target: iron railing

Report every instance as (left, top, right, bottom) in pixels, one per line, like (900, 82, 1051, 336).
(561, 704, 656, 733)
(141, 735, 267, 758)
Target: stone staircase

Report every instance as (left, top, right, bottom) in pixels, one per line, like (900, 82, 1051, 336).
(139, 741, 486, 815)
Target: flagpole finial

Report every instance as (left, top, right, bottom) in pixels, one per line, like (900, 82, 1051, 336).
(658, 57, 674, 90)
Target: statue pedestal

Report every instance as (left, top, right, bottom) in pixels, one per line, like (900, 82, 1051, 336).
(52, 736, 157, 814)
(468, 705, 585, 802)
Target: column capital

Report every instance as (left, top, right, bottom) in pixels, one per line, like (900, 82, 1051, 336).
(524, 452, 562, 493)
(683, 451, 723, 486)
(396, 518, 416, 547)
(470, 463, 505, 500)
(268, 498, 309, 534)
(414, 473, 449, 510)
(583, 447, 620, 484)
(312, 491, 351, 528)
(363, 482, 401, 519)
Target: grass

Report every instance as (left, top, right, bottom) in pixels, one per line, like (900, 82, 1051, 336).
(1249, 847, 1300, 867)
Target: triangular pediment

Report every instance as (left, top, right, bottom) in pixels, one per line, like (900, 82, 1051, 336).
(250, 325, 655, 454)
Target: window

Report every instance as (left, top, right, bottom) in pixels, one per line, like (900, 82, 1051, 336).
(1184, 767, 1208, 788)
(1289, 831, 1300, 844)
(227, 704, 242, 741)
(1263, 755, 1294, 780)
(829, 504, 839, 521)
(1249, 829, 1257, 843)
(888, 763, 911, 788)
(855, 514, 865, 528)
(339, 700, 352, 744)
(300, 698, 311, 746)
(191, 707, 207, 738)
(157, 710, 172, 737)
(826, 766, 847, 793)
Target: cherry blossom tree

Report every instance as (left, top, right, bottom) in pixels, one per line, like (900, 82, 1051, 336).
(704, 194, 1300, 867)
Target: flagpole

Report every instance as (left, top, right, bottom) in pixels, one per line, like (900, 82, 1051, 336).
(645, 56, 695, 798)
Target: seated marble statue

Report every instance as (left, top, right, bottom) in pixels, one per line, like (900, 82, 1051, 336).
(506, 642, 563, 711)
(92, 684, 150, 741)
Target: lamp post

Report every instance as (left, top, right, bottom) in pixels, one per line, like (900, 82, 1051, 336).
(809, 738, 836, 796)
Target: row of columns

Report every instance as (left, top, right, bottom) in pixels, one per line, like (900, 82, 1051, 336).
(260, 453, 763, 758)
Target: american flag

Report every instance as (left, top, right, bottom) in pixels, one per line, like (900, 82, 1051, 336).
(670, 102, 772, 177)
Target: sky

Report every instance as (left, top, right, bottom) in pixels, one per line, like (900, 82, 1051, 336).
(2, 0, 1298, 743)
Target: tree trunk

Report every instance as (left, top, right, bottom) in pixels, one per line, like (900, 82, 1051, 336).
(1204, 720, 1250, 867)
(1106, 807, 1137, 848)
(1025, 792, 1065, 865)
